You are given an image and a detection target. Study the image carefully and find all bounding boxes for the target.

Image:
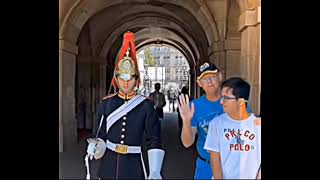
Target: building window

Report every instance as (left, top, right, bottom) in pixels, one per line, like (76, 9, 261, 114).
(165, 69, 170, 73)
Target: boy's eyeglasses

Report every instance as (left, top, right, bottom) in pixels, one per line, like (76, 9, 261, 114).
(220, 96, 237, 102)
(220, 96, 248, 103)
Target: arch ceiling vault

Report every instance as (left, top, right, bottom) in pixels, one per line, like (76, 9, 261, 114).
(60, 0, 220, 69)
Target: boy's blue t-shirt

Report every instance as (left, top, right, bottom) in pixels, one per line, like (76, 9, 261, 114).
(191, 95, 252, 161)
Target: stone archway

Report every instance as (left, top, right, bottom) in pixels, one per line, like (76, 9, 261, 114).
(59, 0, 220, 152)
(59, 0, 261, 152)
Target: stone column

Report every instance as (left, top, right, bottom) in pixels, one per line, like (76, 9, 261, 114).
(99, 64, 107, 99)
(206, 0, 227, 80)
(90, 63, 106, 134)
(59, 50, 62, 152)
(209, 42, 226, 80)
(75, 61, 91, 131)
(224, 39, 241, 79)
(239, 4, 261, 115)
(106, 65, 114, 95)
(59, 39, 78, 152)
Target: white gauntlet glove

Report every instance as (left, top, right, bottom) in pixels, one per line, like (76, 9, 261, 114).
(86, 138, 106, 160)
(147, 149, 165, 180)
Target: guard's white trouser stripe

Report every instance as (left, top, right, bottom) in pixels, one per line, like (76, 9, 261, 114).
(141, 153, 147, 179)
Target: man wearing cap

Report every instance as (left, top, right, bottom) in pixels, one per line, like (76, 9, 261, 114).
(85, 31, 165, 179)
(178, 62, 252, 179)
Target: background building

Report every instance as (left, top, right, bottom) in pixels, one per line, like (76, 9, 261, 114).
(138, 46, 190, 96)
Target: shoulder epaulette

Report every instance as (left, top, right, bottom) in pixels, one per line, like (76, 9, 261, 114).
(102, 93, 117, 100)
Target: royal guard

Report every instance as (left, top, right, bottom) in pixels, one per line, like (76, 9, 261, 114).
(85, 31, 165, 179)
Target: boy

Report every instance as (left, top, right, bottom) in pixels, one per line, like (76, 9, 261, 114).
(204, 77, 261, 179)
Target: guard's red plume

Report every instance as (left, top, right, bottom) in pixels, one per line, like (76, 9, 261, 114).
(112, 31, 140, 88)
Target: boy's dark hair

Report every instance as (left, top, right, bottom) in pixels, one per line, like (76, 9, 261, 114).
(155, 83, 161, 91)
(221, 77, 250, 101)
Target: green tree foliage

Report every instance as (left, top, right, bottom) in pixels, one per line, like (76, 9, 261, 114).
(144, 48, 155, 67)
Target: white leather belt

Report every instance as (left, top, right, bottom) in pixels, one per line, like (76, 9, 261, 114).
(106, 140, 141, 154)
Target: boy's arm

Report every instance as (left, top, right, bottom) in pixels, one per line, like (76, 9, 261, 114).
(210, 151, 223, 179)
(204, 118, 222, 179)
(256, 165, 261, 179)
(255, 117, 261, 180)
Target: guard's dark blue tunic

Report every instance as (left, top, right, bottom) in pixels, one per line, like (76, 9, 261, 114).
(94, 93, 162, 179)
